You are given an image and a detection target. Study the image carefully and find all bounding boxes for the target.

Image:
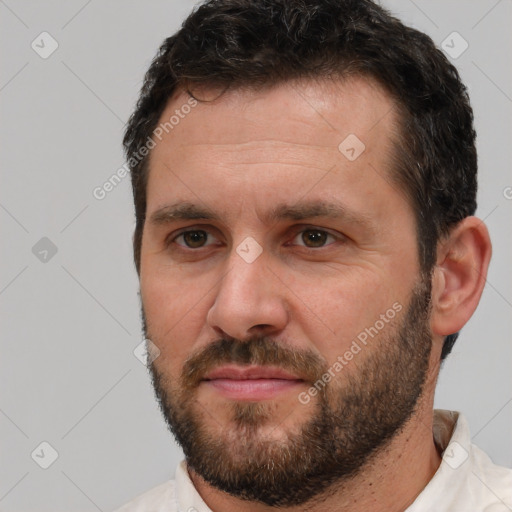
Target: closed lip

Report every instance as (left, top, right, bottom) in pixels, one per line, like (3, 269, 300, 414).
(203, 365, 303, 381)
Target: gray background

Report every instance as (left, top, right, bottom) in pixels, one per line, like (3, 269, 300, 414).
(1, 1, 510, 511)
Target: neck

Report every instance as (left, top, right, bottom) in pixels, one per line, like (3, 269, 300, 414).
(189, 400, 442, 512)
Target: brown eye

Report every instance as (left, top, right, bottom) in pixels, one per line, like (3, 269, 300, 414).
(178, 230, 209, 248)
(301, 230, 328, 247)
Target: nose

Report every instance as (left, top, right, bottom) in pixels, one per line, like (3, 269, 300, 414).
(206, 244, 289, 341)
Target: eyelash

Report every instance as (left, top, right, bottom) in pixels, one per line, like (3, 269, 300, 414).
(167, 226, 342, 251)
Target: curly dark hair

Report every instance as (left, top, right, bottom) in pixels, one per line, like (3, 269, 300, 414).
(123, 0, 477, 361)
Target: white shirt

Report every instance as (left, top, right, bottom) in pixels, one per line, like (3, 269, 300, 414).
(113, 410, 512, 512)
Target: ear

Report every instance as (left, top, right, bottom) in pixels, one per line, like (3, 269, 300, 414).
(430, 217, 492, 337)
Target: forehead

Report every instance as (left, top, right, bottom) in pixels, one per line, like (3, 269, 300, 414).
(155, 76, 397, 150)
(146, 76, 404, 223)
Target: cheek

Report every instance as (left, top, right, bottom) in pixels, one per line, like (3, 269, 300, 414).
(141, 266, 211, 371)
(287, 268, 402, 362)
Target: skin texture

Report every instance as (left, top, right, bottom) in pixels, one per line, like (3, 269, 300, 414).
(139, 77, 492, 512)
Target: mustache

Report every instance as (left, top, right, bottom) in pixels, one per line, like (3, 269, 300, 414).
(180, 335, 328, 390)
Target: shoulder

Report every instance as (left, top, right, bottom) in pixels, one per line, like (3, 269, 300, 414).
(452, 412, 512, 506)
(470, 443, 512, 506)
(408, 410, 512, 511)
(112, 479, 176, 512)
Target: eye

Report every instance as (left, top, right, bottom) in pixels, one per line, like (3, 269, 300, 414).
(291, 228, 338, 248)
(171, 229, 218, 249)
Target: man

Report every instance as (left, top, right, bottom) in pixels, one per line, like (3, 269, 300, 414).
(115, 0, 512, 510)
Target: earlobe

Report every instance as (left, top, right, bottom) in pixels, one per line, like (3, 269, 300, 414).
(430, 217, 492, 337)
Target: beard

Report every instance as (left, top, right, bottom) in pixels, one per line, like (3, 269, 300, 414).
(144, 276, 433, 507)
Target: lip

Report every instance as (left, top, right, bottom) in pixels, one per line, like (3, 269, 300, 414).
(201, 365, 304, 401)
(203, 365, 302, 381)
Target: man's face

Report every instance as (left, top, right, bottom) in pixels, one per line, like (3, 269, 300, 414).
(140, 78, 434, 506)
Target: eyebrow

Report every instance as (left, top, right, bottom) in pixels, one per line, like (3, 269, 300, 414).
(149, 200, 375, 231)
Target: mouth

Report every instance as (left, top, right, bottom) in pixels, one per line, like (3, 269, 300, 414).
(201, 365, 305, 401)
